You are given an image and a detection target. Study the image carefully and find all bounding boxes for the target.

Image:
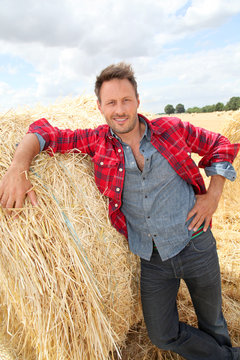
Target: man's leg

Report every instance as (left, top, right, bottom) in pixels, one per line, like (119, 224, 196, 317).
(140, 232, 239, 359)
(140, 255, 181, 346)
(185, 230, 231, 347)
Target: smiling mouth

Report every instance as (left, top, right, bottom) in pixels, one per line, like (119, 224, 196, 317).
(113, 117, 128, 122)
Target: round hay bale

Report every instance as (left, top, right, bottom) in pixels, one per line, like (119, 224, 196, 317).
(0, 97, 142, 359)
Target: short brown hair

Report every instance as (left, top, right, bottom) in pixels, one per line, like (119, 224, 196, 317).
(95, 62, 138, 102)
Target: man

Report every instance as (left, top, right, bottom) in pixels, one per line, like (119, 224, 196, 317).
(0, 63, 239, 359)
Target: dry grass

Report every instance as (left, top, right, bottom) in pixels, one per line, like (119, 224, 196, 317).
(171, 111, 235, 133)
(0, 98, 239, 359)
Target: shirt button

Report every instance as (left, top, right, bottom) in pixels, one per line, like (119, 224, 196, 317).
(147, 216, 150, 219)
(100, 161, 104, 166)
(119, 168, 123, 172)
(116, 187, 120, 192)
(118, 149, 122, 153)
(145, 195, 148, 198)
(115, 203, 118, 208)
(148, 234, 151, 237)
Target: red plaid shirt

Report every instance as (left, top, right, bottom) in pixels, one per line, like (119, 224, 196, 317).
(28, 114, 240, 238)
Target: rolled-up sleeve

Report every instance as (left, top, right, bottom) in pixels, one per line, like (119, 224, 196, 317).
(35, 133, 46, 152)
(205, 161, 237, 181)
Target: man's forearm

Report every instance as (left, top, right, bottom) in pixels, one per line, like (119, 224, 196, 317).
(11, 133, 40, 171)
(206, 174, 226, 203)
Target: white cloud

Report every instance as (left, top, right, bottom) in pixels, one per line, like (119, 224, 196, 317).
(139, 43, 240, 112)
(0, 81, 38, 111)
(0, 0, 239, 111)
(183, 0, 240, 28)
(0, 81, 13, 97)
(0, 63, 18, 75)
(1, 0, 238, 56)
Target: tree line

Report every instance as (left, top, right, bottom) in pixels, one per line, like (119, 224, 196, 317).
(164, 97, 240, 115)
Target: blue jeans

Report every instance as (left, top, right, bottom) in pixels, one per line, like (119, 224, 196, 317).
(140, 228, 239, 360)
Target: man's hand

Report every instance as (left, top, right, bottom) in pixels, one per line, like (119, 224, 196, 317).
(186, 174, 226, 232)
(186, 193, 219, 232)
(0, 133, 40, 214)
(0, 165, 38, 214)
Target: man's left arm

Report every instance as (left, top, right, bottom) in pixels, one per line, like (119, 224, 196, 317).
(182, 120, 240, 231)
(181, 120, 240, 166)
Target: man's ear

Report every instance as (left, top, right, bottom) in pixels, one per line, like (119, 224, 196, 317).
(97, 100, 103, 114)
(137, 95, 140, 108)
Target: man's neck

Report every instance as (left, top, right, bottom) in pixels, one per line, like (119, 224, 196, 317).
(115, 120, 146, 147)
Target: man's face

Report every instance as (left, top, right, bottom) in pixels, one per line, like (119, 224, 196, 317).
(97, 78, 140, 139)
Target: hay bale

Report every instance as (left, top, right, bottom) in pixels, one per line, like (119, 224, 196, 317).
(0, 97, 142, 360)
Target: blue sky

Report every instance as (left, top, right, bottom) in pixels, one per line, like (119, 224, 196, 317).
(0, 0, 240, 113)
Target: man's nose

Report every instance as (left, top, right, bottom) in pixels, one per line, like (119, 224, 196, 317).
(115, 102, 125, 115)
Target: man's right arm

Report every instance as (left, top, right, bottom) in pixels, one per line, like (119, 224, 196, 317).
(0, 133, 40, 212)
(1, 117, 102, 212)
(27, 118, 98, 157)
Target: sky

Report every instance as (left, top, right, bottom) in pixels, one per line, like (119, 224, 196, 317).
(0, 0, 240, 114)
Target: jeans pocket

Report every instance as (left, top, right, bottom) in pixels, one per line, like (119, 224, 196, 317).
(190, 228, 216, 252)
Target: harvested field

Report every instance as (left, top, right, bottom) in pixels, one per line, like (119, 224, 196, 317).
(170, 110, 235, 133)
(0, 97, 239, 359)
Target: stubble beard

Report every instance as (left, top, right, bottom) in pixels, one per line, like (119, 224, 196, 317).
(108, 112, 139, 135)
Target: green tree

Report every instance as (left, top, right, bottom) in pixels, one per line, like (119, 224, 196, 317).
(225, 97, 240, 111)
(201, 105, 216, 113)
(215, 102, 224, 111)
(187, 107, 201, 113)
(175, 103, 185, 113)
(164, 104, 175, 114)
